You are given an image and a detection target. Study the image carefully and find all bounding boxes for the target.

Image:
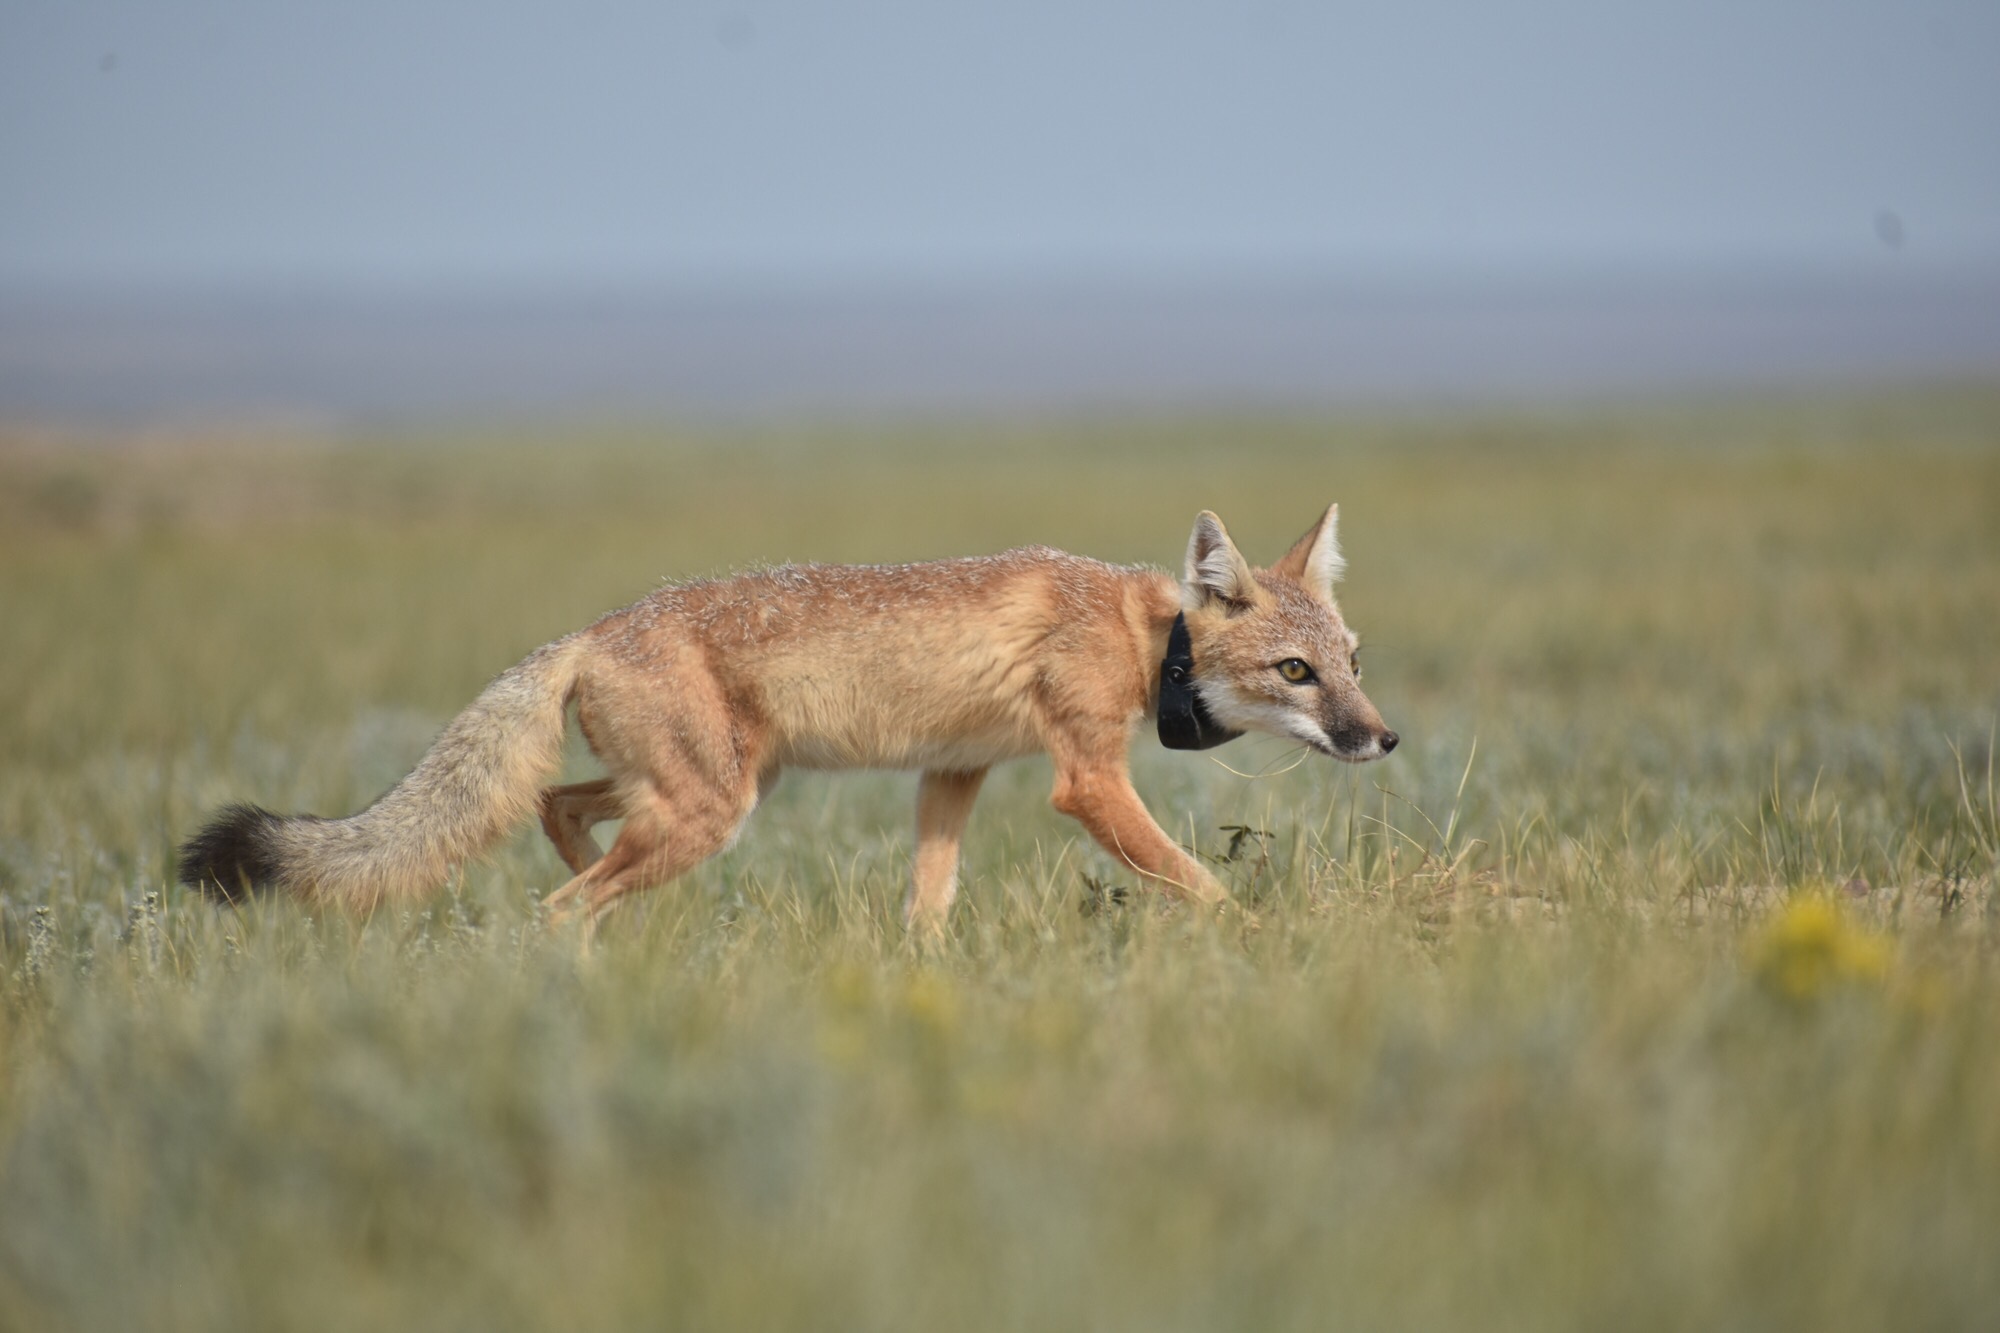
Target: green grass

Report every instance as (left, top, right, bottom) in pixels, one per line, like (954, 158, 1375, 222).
(2, 390, 1998, 1331)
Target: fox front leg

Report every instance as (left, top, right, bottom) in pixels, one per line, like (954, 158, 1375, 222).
(1050, 762, 1227, 906)
(906, 768, 988, 932)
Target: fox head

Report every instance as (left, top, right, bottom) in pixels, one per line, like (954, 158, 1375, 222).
(1178, 505, 1398, 762)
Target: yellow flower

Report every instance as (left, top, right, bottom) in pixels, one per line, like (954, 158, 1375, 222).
(1748, 894, 1889, 1002)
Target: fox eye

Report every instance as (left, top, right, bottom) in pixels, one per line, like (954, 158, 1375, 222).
(1277, 658, 1315, 684)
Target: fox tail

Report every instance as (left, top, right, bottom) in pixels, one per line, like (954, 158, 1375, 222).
(178, 637, 588, 909)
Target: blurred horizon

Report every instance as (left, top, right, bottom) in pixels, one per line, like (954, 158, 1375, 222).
(5, 266, 2000, 427)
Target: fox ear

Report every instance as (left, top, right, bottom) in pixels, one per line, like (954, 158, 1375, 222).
(1183, 510, 1258, 608)
(1271, 502, 1343, 602)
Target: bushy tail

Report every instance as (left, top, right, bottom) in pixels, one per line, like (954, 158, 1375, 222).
(179, 637, 589, 909)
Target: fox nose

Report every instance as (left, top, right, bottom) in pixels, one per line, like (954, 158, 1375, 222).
(1380, 730, 1399, 754)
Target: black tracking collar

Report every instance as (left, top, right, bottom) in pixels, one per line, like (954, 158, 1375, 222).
(1157, 612, 1244, 751)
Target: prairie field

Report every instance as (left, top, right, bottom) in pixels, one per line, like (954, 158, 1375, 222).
(1, 390, 1998, 1332)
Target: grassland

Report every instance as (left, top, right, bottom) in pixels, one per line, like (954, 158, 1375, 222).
(1, 390, 1997, 1331)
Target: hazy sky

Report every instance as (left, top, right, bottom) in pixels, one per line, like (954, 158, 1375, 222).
(4, 0, 1997, 290)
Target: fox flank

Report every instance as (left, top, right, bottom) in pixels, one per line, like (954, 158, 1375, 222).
(178, 506, 1397, 930)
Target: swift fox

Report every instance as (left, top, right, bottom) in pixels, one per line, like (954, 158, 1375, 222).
(179, 505, 1397, 927)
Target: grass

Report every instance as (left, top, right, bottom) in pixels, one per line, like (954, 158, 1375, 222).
(1, 389, 1997, 1331)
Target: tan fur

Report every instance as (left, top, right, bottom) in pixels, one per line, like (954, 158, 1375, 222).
(186, 507, 1396, 929)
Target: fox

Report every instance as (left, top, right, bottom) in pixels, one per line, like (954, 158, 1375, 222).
(178, 504, 1397, 929)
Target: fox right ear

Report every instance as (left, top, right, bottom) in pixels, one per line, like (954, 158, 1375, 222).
(1183, 510, 1257, 608)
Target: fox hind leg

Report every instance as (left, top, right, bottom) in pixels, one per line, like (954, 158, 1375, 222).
(538, 778, 622, 874)
(547, 659, 771, 934)
(543, 761, 768, 932)
(542, 811, 660, 925)
(542, 796, 743, 935)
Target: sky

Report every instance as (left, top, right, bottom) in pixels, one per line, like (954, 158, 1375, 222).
(4, 0, 1998, 294)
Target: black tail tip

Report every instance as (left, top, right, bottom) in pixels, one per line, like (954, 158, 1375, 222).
(177, 803, 286, 904)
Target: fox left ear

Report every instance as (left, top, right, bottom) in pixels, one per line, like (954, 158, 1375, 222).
(1271, 503, 1344, 602)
